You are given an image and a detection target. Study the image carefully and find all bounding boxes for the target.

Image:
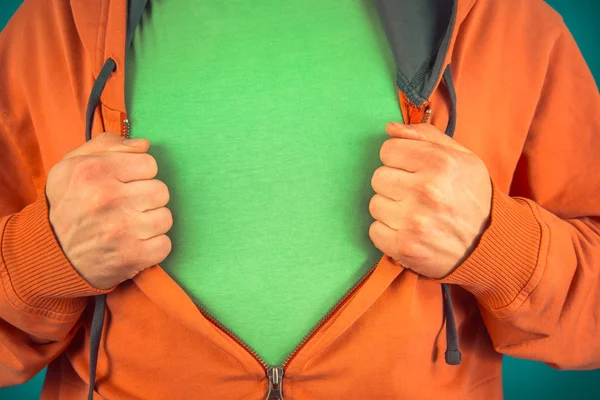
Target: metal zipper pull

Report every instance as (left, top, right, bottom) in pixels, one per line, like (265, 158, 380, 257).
(265, 366, 285, 400)
(420, 106, 432, 123)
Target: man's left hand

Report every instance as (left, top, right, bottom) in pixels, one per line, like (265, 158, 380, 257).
(368, 122, 493, 279)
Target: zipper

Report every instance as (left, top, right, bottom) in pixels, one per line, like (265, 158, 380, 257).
(408, 101, 431, 124)
(420, 106, 432, 123)
(192, 299, 269, 371)
(120, 112, 131, 138)
(398, 85, 432, 125)
(265, 366, 284, 399)
(192, 259, 381, 400)
(280, 260, 379, 369)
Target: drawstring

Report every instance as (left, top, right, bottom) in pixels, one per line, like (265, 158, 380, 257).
(85, 59, 117, 142)
(440, 64, 462, 365)
(88, 295, 107, 399)
(86, 58, 116, 400)
(442, 64, 457, 138)
(442, 284, 461, 365)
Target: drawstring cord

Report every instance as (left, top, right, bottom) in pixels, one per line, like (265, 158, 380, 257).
(442, 65, 457, 139)
(86, 58, 116, 400)
(440, 64, 462, 365)
(442, 283, 462, 365)
(85, 59, 117, 142)
(88, 295, 107, 400)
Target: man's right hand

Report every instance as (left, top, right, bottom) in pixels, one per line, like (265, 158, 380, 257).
(46, 132, 173, 290)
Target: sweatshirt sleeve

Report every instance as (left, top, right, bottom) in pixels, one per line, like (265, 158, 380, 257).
(0, 185, 113, 386)
(0, 2, 113, 386)
(437, 20, 600, 370)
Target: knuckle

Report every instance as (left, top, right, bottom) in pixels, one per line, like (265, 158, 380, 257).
(432, 150, 455, 171)
(156, 180, 170, 204)
(368, 221, 380, 242)
(87, 182, 122, 212)
(141, 153, 159, 177)
(371, 167, 385, 191)
(141, 235, 172, 269)
(105, 218, 126, 240)
(420, 181, 443, 205)
(87, 188, 107, 210)
(368, 195, 379, 216)
(408, 214, 428, 235)
(73, 157, 108, 183)
(412, 180, 436, 206)
(47, 160, 69, 187)
(71, 158, 95, 181)
(156, 235, 172, 261)
(370, 169, 378, 190)
(163, 235, 172, 255)
(162, 208, 173, 231)
(379, 139, 395, 164)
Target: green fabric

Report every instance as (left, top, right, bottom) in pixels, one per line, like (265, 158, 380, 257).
(125, 0, 401, 367)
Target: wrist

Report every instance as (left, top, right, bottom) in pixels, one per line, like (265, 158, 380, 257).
(2, 186, 113, 315)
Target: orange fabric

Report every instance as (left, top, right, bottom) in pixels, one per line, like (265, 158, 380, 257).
(1, 0, 600, 399)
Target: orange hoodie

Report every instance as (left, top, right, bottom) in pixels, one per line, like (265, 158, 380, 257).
(1, 0, 599, 399)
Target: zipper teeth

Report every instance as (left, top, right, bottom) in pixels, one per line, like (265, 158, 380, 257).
(193, 300, 269, 370)
(121, 114, 131, 138)
(192, 259, 381, 373)
(281, 259, 380, 368)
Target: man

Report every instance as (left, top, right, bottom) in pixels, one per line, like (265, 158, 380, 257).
(0, 0, 599, 399)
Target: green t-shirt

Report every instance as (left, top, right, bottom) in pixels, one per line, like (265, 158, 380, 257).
(126, 0, 402, 367)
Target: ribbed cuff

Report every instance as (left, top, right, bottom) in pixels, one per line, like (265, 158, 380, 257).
(435, 181, 543, 311)
(1, 188, 112, 314)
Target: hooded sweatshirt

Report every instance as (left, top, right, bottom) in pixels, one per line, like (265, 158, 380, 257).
(1, 0, 600, 399)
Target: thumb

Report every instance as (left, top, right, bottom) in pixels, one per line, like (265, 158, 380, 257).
(64, 132, 150, 159)
(385, 122, 465, 151)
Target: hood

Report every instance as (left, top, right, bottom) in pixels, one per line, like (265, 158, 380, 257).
(375, 0, 475, 105)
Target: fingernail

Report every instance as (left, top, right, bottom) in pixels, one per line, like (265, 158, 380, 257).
(122, 138, 145, 147)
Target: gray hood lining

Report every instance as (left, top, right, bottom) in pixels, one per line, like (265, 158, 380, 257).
(374, 0, 457, 106)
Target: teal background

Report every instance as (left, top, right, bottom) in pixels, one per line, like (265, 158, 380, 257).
(0, 0, 598, 399)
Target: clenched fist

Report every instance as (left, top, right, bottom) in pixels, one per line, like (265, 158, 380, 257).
(369, 122, 492, 279)
(46, 132, 172, 290)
